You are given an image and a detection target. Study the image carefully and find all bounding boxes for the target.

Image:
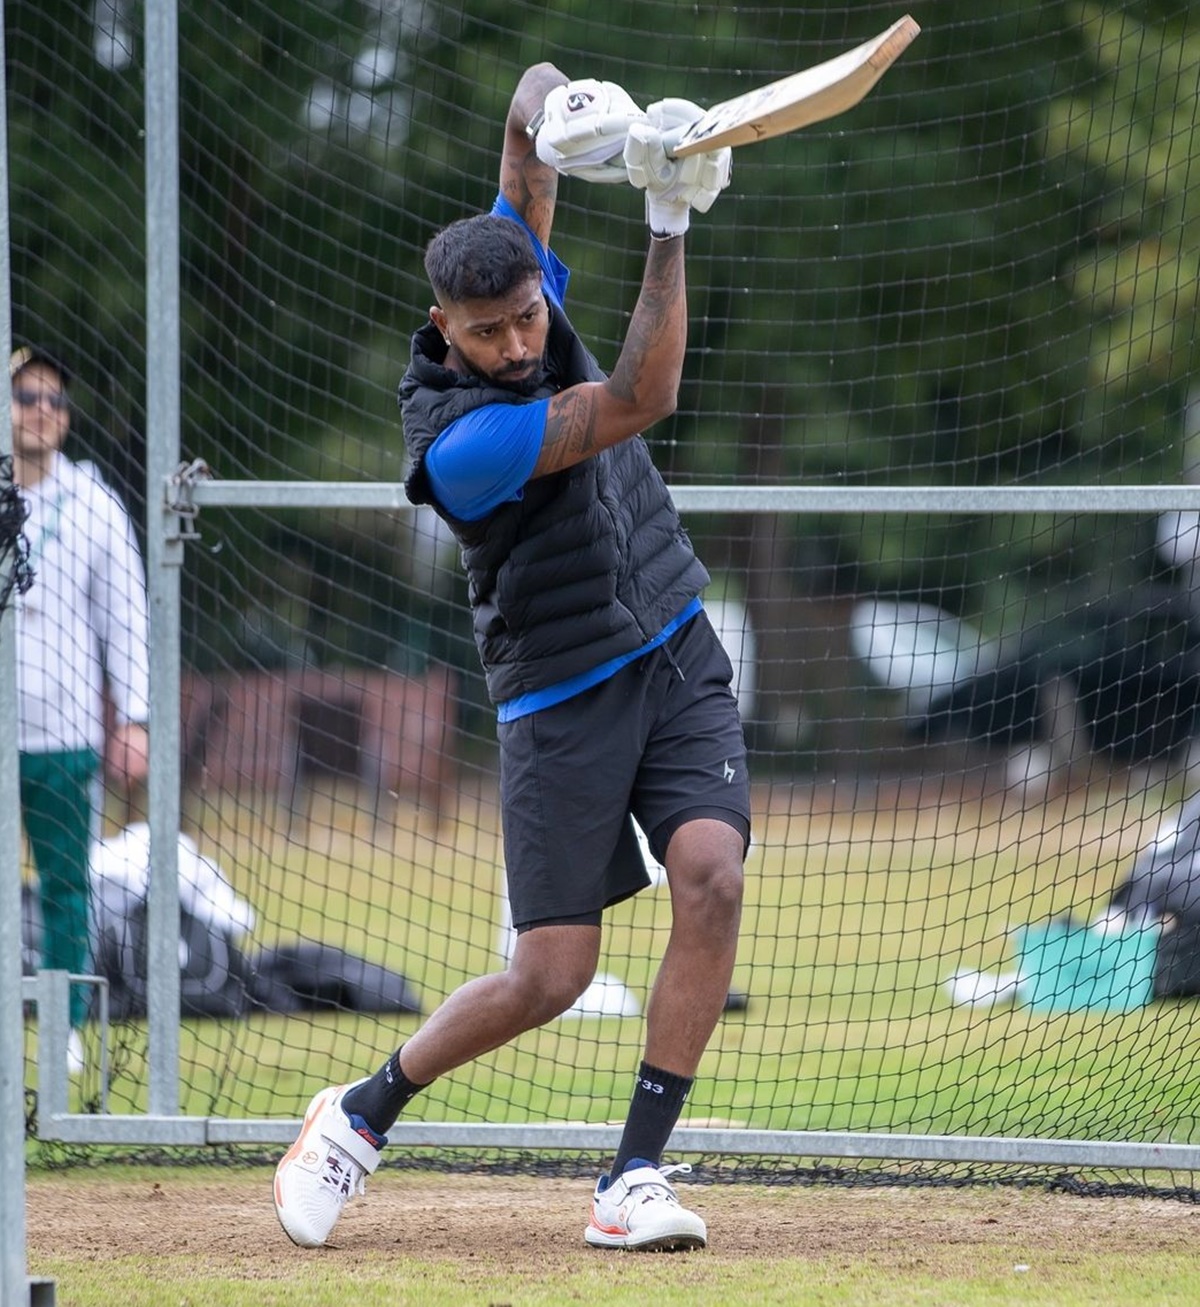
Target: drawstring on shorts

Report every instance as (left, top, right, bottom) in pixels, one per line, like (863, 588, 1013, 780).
(662, 639, 686, 682)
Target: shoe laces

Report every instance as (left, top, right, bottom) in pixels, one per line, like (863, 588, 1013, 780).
(626, 1162, 692, 1205)
(319, 1143, 366, 1200)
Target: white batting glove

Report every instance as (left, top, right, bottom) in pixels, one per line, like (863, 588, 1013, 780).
(623, 98, 732, 237)
(533, 79, 647, 185)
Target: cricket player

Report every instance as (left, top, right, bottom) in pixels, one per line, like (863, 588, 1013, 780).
(275, 62, 749, 1252)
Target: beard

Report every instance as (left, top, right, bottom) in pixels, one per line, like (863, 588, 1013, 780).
(462, 355, 548, 398)
(497, 366, 549, 398)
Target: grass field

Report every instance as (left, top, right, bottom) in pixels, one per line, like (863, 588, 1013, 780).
(21, 772, 1200, 1301)
(34, 773, 1200, 1148)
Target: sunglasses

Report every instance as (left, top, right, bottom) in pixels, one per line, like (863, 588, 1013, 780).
(12, 387, 69, 412)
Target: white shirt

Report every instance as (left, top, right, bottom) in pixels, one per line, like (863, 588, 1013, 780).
(16, 452, 151, 754)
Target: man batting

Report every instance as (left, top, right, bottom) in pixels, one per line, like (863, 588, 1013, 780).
(274, 61, 749, 1253)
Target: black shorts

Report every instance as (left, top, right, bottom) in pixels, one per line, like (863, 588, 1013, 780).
(497, 610, 752, 930)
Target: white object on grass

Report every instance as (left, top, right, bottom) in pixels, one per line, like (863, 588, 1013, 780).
(849, 598, 999, 714)
(945, 968, 1023, 1009)
(90, 822, 256, 937)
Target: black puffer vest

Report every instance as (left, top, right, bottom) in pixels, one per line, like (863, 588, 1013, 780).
(400, 302, 708, 704)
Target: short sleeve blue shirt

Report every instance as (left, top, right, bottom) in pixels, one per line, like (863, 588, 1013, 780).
(423, 196, 569, 523)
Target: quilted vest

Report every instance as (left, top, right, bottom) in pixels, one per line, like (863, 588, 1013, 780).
(400, 303, 708, 703)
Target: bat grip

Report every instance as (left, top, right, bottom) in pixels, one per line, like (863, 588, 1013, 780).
(660, 124, 688, 160)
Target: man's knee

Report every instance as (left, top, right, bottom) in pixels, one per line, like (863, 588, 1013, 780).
(701, 859, 744, 920)
(666, 819, 744, 897)
(510, 926, 600, 1019)
(505, 962, 594, 1023)
(670, 853, 743, 939)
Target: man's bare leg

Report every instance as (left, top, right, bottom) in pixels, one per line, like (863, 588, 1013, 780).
(398, 922, 601, 1085)
(645, 817, 745, 1075)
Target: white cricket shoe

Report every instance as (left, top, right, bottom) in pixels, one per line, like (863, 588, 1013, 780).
(273, 1083, 386, 1247)
(585, 1160, 707, 1251)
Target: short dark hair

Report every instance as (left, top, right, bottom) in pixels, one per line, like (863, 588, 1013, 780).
(424, 214, 542, 304)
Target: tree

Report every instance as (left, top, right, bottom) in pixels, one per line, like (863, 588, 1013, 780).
(8, 0, 1196, 689)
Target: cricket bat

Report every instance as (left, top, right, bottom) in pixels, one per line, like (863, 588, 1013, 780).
(666, 14, 921, 158)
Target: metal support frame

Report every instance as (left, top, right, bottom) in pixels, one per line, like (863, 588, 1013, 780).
(0, 0, 33, 1299)
(144, 0, 184, 1124)
(33, 474, 1200, 1178)
(22, 973, 112, 1114)
(29, 1109, 1200, 1175)
(184, 479, 1200, 516)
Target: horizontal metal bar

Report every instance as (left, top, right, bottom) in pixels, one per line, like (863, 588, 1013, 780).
(190, 480, 414, 510)
(186, 479, 1200, 515)
(40, 1115, 1200, 1171)
(40, 1115, 212, 1146)
(673, 486, 1200, 515)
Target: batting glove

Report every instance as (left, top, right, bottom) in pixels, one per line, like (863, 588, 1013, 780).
(533, 78, 647, 185)
(624, 98, 732, 237)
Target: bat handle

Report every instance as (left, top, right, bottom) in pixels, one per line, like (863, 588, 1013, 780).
(660, 124, 688, 160)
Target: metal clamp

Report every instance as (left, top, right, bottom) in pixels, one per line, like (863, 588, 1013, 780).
(165, 458, 212, 547)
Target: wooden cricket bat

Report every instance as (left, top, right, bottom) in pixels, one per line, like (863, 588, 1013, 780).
(666, 14, 921, 158)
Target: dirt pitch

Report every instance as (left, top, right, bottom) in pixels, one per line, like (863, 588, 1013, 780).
(24, 1167, 1200, 1275)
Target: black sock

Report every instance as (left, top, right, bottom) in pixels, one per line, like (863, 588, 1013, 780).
(610, 1061, 693, 1180)
(340, 1048, 430, 1136)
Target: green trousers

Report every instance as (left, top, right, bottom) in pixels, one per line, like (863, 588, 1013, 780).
(20, 748, 99, 1029)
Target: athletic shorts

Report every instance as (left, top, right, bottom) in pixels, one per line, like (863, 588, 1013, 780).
(498, 610, 751, 930)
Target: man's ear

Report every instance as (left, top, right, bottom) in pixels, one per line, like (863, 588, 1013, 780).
(429, 305, 449, 342)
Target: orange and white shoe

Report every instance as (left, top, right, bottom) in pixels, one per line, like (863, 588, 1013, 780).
(585, 1159, 707, 1251)
(273, 1083, 386, 1247)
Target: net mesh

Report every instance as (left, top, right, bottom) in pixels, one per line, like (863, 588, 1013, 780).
(12, 0, 1200, 1189)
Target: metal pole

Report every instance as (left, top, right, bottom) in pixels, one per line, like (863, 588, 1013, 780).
(184, 478, 1200, 516)
(0, 0, 37, 1296)
(144, 0, 183, 1116)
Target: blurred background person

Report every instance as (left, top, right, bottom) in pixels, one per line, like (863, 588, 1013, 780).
(12, 344, 150, 1072)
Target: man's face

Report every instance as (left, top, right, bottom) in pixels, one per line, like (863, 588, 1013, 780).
(431, 276, 550, 395)
(11, 361, 70, 462)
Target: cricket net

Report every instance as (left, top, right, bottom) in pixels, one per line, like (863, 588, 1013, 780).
(11, 1, 1200, 1194)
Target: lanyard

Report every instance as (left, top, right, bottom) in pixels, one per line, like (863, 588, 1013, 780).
(26, 484, 67, 571)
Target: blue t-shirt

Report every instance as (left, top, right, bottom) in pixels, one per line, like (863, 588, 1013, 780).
(424, 195, 700, 719)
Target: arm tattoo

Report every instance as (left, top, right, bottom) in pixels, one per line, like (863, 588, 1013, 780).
(543, 388, 600, 472)
(502, 157, 556, 230)
(609, 242, 684, 401)
(539, 240, 684, 475)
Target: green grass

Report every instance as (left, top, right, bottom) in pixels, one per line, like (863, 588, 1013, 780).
(26, 780, 1200, 1154)
(29, 1252, 1200, 1307)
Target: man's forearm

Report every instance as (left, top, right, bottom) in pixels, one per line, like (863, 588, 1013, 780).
(534, 236, 687, 477)
(500, 63, 568, 238)
(607, 234, 687, 409)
